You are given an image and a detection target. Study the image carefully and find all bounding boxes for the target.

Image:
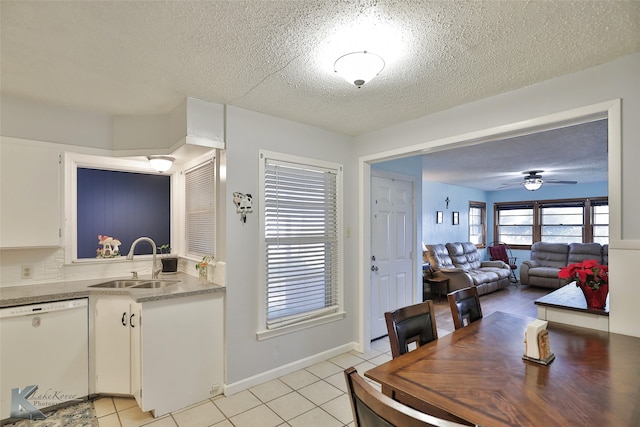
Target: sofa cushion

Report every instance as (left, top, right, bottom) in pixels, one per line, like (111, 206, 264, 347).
(425, 244, 455, 270)
(467, 270, 499, 285)
(446, 242, 482, 270)
(528, 266, 563, 279)
(568, 243, 604, 264)
(529, 242, 570, 268)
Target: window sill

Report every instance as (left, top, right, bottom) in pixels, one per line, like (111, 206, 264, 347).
(256, 311, 346, 341)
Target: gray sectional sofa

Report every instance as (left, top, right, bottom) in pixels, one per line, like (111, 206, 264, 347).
(520, 242, 608, 289)
(424, 242, 511, 296)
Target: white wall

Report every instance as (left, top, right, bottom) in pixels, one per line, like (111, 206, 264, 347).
(353, 53, 640, 338)
(224, 106, 358, 388)
(1, 95, 112, 149)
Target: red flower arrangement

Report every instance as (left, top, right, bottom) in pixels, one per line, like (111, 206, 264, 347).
(558, 259, 608, 290)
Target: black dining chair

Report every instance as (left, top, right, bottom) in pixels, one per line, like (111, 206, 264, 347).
(385, 300, 438, 359)
(448, 287, 483, 330)
(344, 367, 475, 427)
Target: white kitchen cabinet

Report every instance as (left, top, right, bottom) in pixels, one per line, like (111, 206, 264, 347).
(93, 293, 224, 417)
(93, 296, 136, 394)
(0, 137, 61, 248)
(137, 293, 224, 416)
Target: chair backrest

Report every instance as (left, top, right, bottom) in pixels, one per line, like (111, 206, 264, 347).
(424, 244, 455, 271)
(385, 300, 438, 359)
(445, 242, 482, 270)
(448, 287, 483, 330)
(488, 244, 509, 264)
(568, 242, 604, 265)
(344, 367, 473, 427)
(529, 242, 570, 268)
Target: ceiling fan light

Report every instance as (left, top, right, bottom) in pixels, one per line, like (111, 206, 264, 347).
(334, 51, 385, 88)
(523, 177, 543, 191)
(147, 155, 174, 173)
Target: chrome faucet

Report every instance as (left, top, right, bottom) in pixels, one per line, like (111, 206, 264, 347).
(126, 237, 162, 279)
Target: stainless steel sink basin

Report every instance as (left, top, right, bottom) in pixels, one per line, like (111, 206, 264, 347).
(89, 280, 146, 288)
(89, 279, 180, 289)
(130, 280, 179, 289)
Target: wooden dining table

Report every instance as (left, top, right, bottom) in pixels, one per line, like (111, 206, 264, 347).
(365, 311, 640, 427)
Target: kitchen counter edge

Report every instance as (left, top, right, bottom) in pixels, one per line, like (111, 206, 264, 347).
(0, 273, 225, 307)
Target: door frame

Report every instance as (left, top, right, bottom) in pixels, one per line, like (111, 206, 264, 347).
(356, 99, 622, 352)
(370, 170, 420, 340)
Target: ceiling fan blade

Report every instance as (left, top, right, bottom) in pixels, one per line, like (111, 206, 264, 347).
(545, 179, 578, 184)
(498, 182, 521, 188)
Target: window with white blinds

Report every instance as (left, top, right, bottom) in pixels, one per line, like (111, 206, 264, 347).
(185, 158, 215, 258)
(263, 154, 342, 330)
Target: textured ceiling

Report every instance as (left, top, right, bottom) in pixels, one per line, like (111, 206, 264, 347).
(1, 1, 639, 137)
(0, 1, 634, 192)
(419, 119, 609, 191)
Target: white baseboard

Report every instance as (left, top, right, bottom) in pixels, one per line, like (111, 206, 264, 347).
(223, 342, 358, 396)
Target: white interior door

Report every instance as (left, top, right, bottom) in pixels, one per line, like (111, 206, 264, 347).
(370, 175, 415, 340)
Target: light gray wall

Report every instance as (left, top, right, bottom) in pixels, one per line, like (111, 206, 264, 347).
(224, 106, 357, 385)
(353, 53, 640, 338)
(1, 95, 112, 149)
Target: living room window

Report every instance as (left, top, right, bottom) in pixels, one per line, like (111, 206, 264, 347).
(591, 201, 609, 244)
(540, 202, 583, 244)
(258, 151, 344, 339)
(495, 204, 534, 247)
(469, 201, 486, 248)
(494, 197, 608, 248)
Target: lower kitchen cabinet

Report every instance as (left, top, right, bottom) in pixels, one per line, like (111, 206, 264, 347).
(93, 296, 136, 394)
(92, 293, 224, 417)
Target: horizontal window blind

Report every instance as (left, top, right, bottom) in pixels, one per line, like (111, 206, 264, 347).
(185, 158, 215, 257)
(264, 158, 339, 329)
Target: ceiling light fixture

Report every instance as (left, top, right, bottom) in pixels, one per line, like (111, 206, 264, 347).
(148, 155, 174, 173)
(334, 51, 385, 88)
(523, 177, 543, 191)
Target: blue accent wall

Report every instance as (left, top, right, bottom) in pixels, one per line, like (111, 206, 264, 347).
(77, 168, 171, 258)
(422, 181, 487, 251)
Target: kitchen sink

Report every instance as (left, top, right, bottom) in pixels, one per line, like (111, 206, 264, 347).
(89, 280, 146, 288)
(89, 279, 180, 289)
(130, 280, 179, 289)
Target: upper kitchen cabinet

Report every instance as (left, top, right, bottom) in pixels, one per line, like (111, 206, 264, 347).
(0, 138, 61, 248)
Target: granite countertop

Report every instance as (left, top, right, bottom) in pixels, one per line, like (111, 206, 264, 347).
(0, 272, 225, 308)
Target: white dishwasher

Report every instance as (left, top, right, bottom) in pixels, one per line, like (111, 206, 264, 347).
(0, 298, 89, 420)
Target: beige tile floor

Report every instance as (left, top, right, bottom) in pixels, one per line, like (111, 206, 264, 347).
(94, 342, 393, 427)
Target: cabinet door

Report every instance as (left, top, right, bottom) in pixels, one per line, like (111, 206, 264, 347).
(0, 138, 61, 248)
(130, 302, 142, 406)
(94, 297, 131, 394)
(138, 294, 223, 416)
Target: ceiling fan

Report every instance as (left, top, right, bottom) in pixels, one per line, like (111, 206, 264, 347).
(501, 170, 578, 191)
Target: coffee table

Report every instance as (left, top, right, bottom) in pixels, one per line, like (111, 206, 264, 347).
(535, 283, 609, 331)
